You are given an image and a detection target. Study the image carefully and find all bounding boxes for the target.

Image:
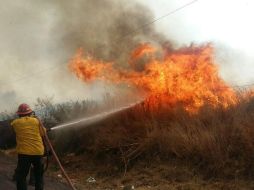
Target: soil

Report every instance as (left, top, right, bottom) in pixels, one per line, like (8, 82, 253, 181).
(0, 151, 70, 190)
(50, 153, 254, 190)
(2, 151, 254, 190)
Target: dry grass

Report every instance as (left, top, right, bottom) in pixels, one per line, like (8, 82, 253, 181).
(55, 153, 254, 190)
(2, 92, 254, 180)
(81, 94, 254, 179)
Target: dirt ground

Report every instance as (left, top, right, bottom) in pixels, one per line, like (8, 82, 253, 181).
(50, 153, 254, 190)
(0, 151, 70, 190)
(2, 151, 254, 190)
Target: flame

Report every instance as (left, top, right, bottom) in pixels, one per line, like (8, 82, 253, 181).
(69, 49, 114, 82)
(69, 43, 237, 113)
(130, 43, 156, 60)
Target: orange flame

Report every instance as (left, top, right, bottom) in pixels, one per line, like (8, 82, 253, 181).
(69, 43, 237, 113)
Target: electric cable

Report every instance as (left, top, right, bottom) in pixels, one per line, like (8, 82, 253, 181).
(0, 0, 199, 86)
(0, 0, 253, 102)
(121, 0, 199, 39)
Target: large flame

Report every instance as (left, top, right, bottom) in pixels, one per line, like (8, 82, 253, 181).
(69, 43, 237, 113)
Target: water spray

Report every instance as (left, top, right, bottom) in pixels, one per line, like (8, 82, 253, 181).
(36, 101, 141, 190)
(51, 101, 141, 131)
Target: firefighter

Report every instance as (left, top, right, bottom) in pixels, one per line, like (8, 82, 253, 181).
(11, 103, 46, 190)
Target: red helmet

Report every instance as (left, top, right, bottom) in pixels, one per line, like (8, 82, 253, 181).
(16, 103, 33, 115)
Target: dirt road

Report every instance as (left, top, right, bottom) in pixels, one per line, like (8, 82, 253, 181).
(0, 152, 70, 190)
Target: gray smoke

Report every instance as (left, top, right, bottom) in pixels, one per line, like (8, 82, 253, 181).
(214, 43, 254, 86)
(2, 0, 251, 113)
(48, 0, 167, 65)
(0, 0, 167, 111)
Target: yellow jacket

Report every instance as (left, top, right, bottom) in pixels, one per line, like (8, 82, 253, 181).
(11, 116, 45, 156)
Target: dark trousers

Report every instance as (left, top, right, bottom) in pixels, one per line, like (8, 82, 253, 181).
(13, 166, 35, 185)
(16, 154, 44, 190)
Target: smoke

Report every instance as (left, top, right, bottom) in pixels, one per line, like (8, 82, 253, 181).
(142, 0, 254, 87)
(0, 0, 167, 111)
(49, 0, 168, 65)
(214, 43, 254, 86)
(1, 0, 252, 112)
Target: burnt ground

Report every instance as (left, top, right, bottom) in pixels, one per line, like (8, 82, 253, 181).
(2, 151, 254, 190)
(0, 152, 70, 190)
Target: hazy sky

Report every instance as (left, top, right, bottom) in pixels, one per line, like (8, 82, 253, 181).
(142, 0, 254, 53)
(140, 0, 254, 85)
(0, 0, 253, 111)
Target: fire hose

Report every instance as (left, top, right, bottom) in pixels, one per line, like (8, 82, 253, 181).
(38, 119, 77, 190)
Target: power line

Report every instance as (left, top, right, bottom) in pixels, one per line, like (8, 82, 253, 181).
(0, 64, 64, 87)
(121, 0, 199, 39)
(0, 0, 253, 90)
(0, 0, 199, 87)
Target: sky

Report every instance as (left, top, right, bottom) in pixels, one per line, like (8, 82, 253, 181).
(139, 0, 254, 85)
(0, 0, 254, 112)
(141, 0, 254, 53)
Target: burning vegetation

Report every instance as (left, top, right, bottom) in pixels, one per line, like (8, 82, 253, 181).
(62, 42, 254, 180)
(2, 45, 254, 186)
(69, 43, 237, 113)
